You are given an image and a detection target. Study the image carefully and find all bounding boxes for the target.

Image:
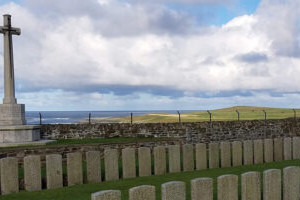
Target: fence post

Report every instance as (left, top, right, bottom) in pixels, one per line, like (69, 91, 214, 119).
(177, 111, 181, 123)
(131, 112, 133, 124)
(262, 110, 267, 120)
(292, 109, 296, 120)
(39, 112, 42, 125)
(207, 110, 211, 122)
(236, 110, 240, 121)
(89, 112, 91, 124)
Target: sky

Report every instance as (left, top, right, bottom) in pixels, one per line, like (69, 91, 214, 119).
(0, 0, 299, 111)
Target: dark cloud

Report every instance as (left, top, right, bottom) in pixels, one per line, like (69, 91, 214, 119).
(235, 52, 268, 63)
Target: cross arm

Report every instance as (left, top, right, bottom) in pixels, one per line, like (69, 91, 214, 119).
(10, 27, 21, 35)
(0, 26, 21, 35)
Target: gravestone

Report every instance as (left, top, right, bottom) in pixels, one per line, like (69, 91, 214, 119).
(220, 142, 231, 168)
(232, 141, 242, 166)
(154, 146, 166, 175)
(243, 140, 253, 165)
(264, 139, 273, 163)
(138, 147, 151, 177)
(122, 148, 136, 178)
(263, 169, 281, 200)
(191, 177, 213, 200)
(253, 139, 263, 164)
(217, 174, 238, 200)
(129, 185, 155, 200)
(209, 143, 219, 168)
(24, 155, 42, 191)
(195, 143, 207, 170)
(183, 144, 194, 171)
(104, 149, 119, 181)
(162, 181, 186, 200)
(241, 172, 261, 200)
(0, 14, 43, 145)
(46, 154, 63, 189)
(168, 145, 181, 173)
(273, 138, 283, 161)
(86, 151, 101, 183)
(67, 152, 83, 186)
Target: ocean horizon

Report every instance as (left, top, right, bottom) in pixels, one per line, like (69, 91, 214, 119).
(26, 110, 200, 124)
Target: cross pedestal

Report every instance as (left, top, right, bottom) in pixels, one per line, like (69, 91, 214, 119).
(0, 15, 50, 146)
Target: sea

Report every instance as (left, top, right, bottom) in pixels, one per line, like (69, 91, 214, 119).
(26, 110, 199, 125)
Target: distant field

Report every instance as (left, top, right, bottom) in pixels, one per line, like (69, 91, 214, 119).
(89, 106, 300, 123)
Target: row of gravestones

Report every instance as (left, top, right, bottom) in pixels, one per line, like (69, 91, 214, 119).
(0, 137, 300, 195)
(92, 166, 300, 200)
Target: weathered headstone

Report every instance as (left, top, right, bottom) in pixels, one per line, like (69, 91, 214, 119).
(253, 139, 263, 164)
(67, 152, 83, 186)
(195, 143, 207, 170)
(273, 138, 283, 161)
(191, 177, 213, 200)
(220, 142, 231, 168)
(209, 143, 219, 168)
(183, 144, 194, 171)
(283, 166, 300, 200)
(263, 169, 281, 200)
(241, 172, 261, 200)
(24, 155, 41, 191)
(292, 137, 300, 159)
(104, 149, 119, 181)
(243, 140, 253, 165)
(217, 174, 238, 200)
(264, 139, 273, 163)
(122, 148, 136, 179)
(232, 141, 242, 166)
(46, 154, 63, 189)
(162, 181, 186, 200)
(0, 157, 19, 195)
(86, 151, 101, 183)
(283, 137, 292, 160)
(91, 190, 121, 200)
(129, 185, 155, 200)
(138, 147, 151, 177)
(154, 146, 166, 175)
(168, 145, 181, 173)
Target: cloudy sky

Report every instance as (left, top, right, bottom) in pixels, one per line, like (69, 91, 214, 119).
(0, 0, 299, 111)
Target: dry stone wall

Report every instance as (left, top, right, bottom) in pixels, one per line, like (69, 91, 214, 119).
(41, 119, 300, 143)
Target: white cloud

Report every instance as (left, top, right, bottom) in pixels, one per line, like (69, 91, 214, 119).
(0, 0, 299, 110)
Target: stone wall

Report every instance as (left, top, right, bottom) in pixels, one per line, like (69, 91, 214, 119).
(41, 118, 300, 143)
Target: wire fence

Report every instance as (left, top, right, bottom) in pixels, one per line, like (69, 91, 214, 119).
(26, 108, 300, 125)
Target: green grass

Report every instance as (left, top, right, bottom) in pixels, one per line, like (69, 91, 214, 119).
(94, 106, 300, 123)
(2, 159, 300, 200)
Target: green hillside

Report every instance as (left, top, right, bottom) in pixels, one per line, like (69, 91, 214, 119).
(89, 106, 299, 123)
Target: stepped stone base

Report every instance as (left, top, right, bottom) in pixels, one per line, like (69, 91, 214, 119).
(0, 104, 26, 125)
(0, 125, 40, 143)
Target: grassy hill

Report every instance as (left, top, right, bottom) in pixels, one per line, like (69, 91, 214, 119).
(89, 106, 299, 123)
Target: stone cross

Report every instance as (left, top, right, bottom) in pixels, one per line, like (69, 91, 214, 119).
(0, 14, 21, 104)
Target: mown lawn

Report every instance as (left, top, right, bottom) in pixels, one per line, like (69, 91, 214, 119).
(1, 159, 299, 200)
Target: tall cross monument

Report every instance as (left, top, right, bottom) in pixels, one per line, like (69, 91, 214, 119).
(0, 14, 20, 105)
(0, 15, 41, 144)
